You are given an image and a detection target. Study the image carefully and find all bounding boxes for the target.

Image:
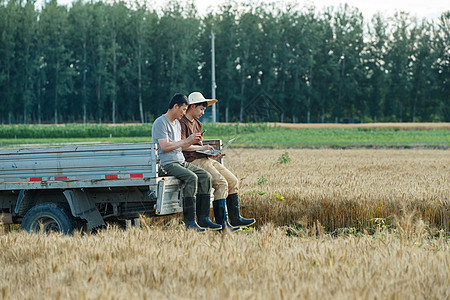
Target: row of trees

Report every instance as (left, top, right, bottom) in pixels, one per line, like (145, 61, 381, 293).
(0, 0, 449, 124)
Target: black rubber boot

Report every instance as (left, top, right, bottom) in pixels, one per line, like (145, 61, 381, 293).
(183, 197, 206, 232)
(226, 193, 256, 227)
(196, 194, 222, 231)
(213, 199, 242, 232)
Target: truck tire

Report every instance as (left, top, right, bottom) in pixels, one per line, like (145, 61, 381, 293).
(21, 203, 77, 234)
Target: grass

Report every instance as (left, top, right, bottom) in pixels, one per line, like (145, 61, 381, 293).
(0, 123, 449, 148)
(226, 127, 449, 148)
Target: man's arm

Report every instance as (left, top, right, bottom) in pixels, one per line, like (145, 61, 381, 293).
(159, 133, 201, 152)
(180, 120, 214, 152)
(183, 144, 214, 152)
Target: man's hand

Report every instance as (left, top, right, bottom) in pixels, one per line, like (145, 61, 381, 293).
(186, 132, 202, 145)
(201, 145, 215, 152)
(159, 133, 201, 153)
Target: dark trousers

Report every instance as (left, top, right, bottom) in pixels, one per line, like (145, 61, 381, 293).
(162, 162, 212, 197)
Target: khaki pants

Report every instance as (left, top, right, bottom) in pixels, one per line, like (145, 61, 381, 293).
(190, 158, 238, 200)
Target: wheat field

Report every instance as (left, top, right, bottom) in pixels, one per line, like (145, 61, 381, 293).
(227, 148, 449, 232)
(0, 149, 449, 299)
(0, 222, 448, 299)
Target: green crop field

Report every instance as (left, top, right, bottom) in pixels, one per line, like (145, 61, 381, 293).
(0, 123, 448, 148)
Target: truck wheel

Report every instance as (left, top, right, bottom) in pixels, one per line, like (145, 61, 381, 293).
(21, 203, 76, 234)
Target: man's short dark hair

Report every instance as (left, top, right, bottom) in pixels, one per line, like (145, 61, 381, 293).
(168, 93, 188, 109)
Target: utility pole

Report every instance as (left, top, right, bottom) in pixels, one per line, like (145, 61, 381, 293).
(210, 30, 217, 123)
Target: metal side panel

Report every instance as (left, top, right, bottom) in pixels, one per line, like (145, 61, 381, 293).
(0, 143, 159, 190)
(0, 143, 154, 155)
(155, 177, 183, 215)
(0, 178, 156, 191)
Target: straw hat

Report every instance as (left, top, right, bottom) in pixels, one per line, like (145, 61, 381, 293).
(188, 92, 218, 107)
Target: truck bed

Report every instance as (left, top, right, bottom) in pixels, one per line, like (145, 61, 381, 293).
(0, 143, 160, 190)
(0, 140, 222, 223)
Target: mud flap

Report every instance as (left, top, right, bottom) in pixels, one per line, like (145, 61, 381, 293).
(14, 189, 38, 216)
(63, 190, 105, 230)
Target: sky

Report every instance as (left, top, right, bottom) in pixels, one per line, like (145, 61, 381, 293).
(35, 0, 448, 20)
(193, 0, 448, 20)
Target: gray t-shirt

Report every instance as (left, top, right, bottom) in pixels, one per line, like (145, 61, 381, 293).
(152, 115, 185, 166)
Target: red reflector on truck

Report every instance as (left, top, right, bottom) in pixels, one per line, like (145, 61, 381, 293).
(130, 173, 143, 179)
(105, 174, 118, 179)
(55, 176, 68, 181)
(30, 177, 42, 181)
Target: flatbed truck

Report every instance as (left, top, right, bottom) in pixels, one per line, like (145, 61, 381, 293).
(0, 140, 221, 233)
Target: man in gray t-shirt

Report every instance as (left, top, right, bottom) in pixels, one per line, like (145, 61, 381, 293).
(151, 93, 220, 232)
(152, 114, 185, 166)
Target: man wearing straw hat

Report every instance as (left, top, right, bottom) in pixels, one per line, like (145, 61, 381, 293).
(180, 92, 256, 231)
(152, 93, 221, 232)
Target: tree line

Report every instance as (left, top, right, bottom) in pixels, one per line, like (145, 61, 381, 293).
(0, 0, 449, 124)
